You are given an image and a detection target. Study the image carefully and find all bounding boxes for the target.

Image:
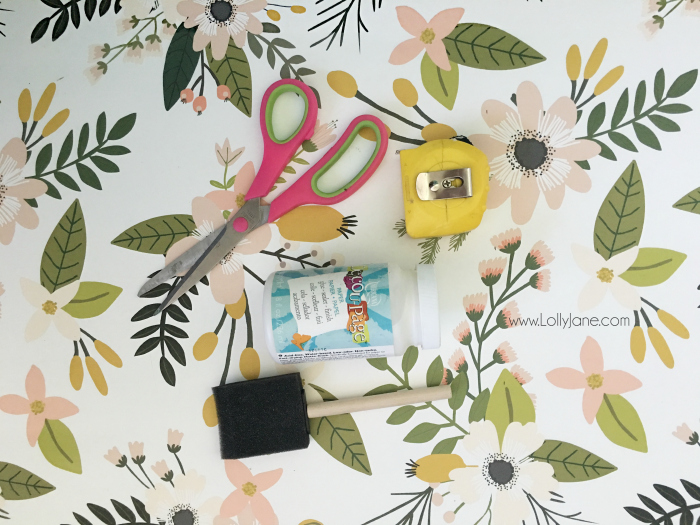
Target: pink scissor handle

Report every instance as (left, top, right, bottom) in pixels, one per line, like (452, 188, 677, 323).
(246, 79, 319, 200)
(268, 115, 389, 223)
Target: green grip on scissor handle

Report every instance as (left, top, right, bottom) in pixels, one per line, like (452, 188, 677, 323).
(264, 84, 310, 145)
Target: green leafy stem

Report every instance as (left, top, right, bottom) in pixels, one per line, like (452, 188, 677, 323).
(394, 220, 470, 263)
(94, 13, 163, 75)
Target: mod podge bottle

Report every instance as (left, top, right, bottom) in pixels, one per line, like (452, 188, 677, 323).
(262, 263, 440, 364)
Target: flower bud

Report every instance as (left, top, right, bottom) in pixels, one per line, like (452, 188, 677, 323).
(240, 347, 260, 380)
(393, 78, 418, 107)
(18, 89, 32, 123)
(86, 356, 108, 395)
(406, 454, 466, 483)
(180, 89, 194, 103)
(593, 66, 624, 96)
(203, 394, 218, 427)
(69, 355, 84, 390)
(193, 96, 207, 115)
(194, 332, 218, 361)
(657, 310, 689, 339)
(431, 492, 443, 506)
(94, 340, 123, 368)
(291, 5, 305, 13)
(630, 326, 646, 363)
(648, 327, 673, 368)
(566, 45, 581, 81)
(421, 123, 457, 142)
(584, 38, 608, 79)
(34, 83, 56, 121)
(444, 511, 456, 523)
(217, 84, 231, 101)
(276, 205, 351, 242)
(267, 9, 281, 21)
(327, 71, 358, 98)
(226, 293, 247, 319)
(41, 109, 70, 138)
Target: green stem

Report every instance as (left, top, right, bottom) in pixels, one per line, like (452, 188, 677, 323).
(255, 33, 302, 79)
(570, 79, 577, 102)
(220, 317, 236, 386)
(389, 132, 425, 146)
(413, 105, 436, 124)
(244, 290, 253, 348)
(125, 465, 149, 488)
(260, 250, 324, 268)
(80, 328, 96, 341)
(79, 338, 90, 357)
(173, 452, 185, 475)
(501, 282, 531, 303)
(480, 360, 497, 372)
(474, 497, 493, 525)
(580, 94, 670, 140)
(506, 253, 514, 286)
(574, 78, 588, 103)
(489, 285, 494, 309)
(105, 13, 163, 66)
(222, 163, 229, 188)
(214, 307, 227, 335)
(44, 420, 73, 464)
(25, 121, 38, 144)
(30, 141, 105, 179)
(137, 463, 155, 488)
(661, 0, 685, 19)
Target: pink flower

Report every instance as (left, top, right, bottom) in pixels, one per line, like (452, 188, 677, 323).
(452, 320, 471, 345)
(526, 240, 554, 269)
(0, 365, 78, 446)
(302, 120, 337, 152)
(494, 342, 517, 364)
(441, 367, 449, 386)
(104, 446, 125, 466)
(497, 301, 520, 329)
(388, 7, 464, 71)
(510, 364, 532, 385)
(221, 460, 282, 525)
(530, 269, 551, 292)
(168, 428, 184, 447)
(469, 82, 601, 224)
(448, 348, 468, 375)
(490, 228, 522, 254)
(215, 139, 244, 167)
(672, 423, 697, 444)
(478, 257, 507, 286)
(151, 460, 170, 478)
(165, 162, 271, 305)
(463, 293, 487, 321)
(128, 441, 144, 459)
(546, 336, 642, 423)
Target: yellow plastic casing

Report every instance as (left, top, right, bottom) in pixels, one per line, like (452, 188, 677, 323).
(400, 140, 490, 239)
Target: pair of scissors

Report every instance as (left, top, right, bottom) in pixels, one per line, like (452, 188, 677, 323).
(138, 79, 389, 314)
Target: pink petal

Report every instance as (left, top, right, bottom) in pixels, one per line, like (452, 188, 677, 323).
(211, 29, 231, 61)
(545, 368, 587, 389)
(510, 175, 540, 225)
(220, 490, 249, 518)
(429, 8, 464, 39)
(481, 99, 518, 129)
(582, 388, 604, 424)
(543, 183, 565, 210)
(27, 413, 46, 446)
(238, 0, 266, 13)
(246, 14, 263, 35)
(1, 137, 28, 169)
(164, 237, 199, 272)
(177, 0, 204, 18)
(14, 201, 40, 229)
(0, 221, 17, 245)
(206, 191, 239, 212)
(232, 224, 271, 255)
(6, 179, 47, 199)
(0, 394, 31, 415)
(424, 41, 451, 70)
(252, 468, 283, 491)
(564, 162, 591, 193)
(225, 459, 253, 488)
(468, 134, 507, 160)
(602, 370, 643, 395)
(388, 38, 425, 65)
(395, 6, 428, 37)
(192, 29, 212, 52)
(516, 81, 544, 130)
(43, 397, 79, 419)
(232, 27, 247, 49)
(193, 196, 226, 229)
(545, 96, 577, 129)
(250, 494, 278, 525)
(556, 139, 601, 161)
(486, 180, 512, 209)
(26, 365, 46, 402)
(232, 162, 256, 197)
(580, 336, 604, 375)
(210, 265, 245, 305)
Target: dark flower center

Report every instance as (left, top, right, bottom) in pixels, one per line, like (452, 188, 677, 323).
(514, 138, 548, 170)
(210, 0, 233, 21)
(172, 508, 195, 525)
(488, 459, 515, 485)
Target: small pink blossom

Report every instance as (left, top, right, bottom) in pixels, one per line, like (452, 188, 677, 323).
(463, 293, 487, 321)
(479, 257, 507, 285)
(530, 269, 551, 292)
(490, 228, 522, 253)
(441, 367, 449, 386)
(151, 460, 170, 478)
(526, 241, 554, 269)
(448, 348, 468, 375)
(511, 364, 532, 385)
(168, 428, 184, 447)
(128, 441, 144, 459)
(498, 301, 521, 329)
(452, 320, 471, 345)
(303, 120, 337, 152)
(494, 342, 517, 364)
(221, 460, 282, 525)
(672, 423, 697, 444)
(104, 447, 124, 466)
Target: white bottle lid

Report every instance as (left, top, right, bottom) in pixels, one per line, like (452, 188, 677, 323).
(416, 264, 441, 350)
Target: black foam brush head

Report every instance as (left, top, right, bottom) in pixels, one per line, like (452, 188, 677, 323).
(213, 372, 310, 459)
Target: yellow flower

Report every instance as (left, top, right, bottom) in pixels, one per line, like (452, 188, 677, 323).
(225, 293, 247, 319)
(275, 205, 353, 242)
(657, 310, 689, 339)
(41, 109, 70, 138)
(393, 78, 419, 107)
(193, 332, 218, 361)
(406, 454, 467, 483)
(421, 123, 457, 142)
(566, 45, 581, 81)
(203, 394, 218, 427)
(240, 347, 260, 380)
(86, 356, 108, 395)
(94, 340, 123, 368)
(267, 9, 281, 21)
(583, 38, 608, 79)
(69, 355, 84, 390)
(593, 66, 624, 96)
(291, 5, 306, 13)
(327, 71, 358, 98)
(18, 89, 32, 123)
(630, 326, 646, 363)
(34, 83, 57, 122)
(648, 327, 673, 369)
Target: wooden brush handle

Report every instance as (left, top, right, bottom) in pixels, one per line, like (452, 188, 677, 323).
(306, 385, 452, 419)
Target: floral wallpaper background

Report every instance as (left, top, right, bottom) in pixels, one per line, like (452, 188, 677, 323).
(1, 0, 700, 524)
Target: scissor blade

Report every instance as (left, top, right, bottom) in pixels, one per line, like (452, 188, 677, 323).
(154, 199, 269, 315)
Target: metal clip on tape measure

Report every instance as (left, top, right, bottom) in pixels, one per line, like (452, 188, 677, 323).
(399, 139, 490, 239)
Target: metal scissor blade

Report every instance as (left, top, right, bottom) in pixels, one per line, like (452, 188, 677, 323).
(153, 198, 269, 315)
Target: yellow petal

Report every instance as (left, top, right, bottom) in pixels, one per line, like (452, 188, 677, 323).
(414, 454, 466, 483)
(566, 45, 581, 81)
(34, 83, 56, 122)
(327, 71, 358, 98)
(393, 78, 418, 107)
(69, 355, 84, 390)
(203, 394, 218, 427)
(94, 340, 123, 368)
(648, 327, 674, 369)
(593, 66, 624, 96)
(657, 310, 689, 339)
(240, 347, 260, 380)
(194, 332, 219, 361)
(18, 89, 32, 123)
(267, 9, 281, 21)
(584, 38, 608, 79)
(86, 356, 108, 395)
(630, 326, 646, 363)
(275, 205, 346, 242)
(41, 109, 70, 138)
(226, 293, 247, 319)
(421, 123, 457, 142)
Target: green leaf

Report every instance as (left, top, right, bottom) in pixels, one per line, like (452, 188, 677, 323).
(210, 180, 225, 189)
(164, 336, 186, 365)
(73, 513, 94, 525)
(37, 420, 82, 474)
(43, 179, 61, 199)
(308, 384, 372, 475)
(667, 69, 698, 98)
(404, 422, 442, 443)
(107, 113, 136, 140)
(207, 41, 252, 117)
(673, 187, 700, 214)
(283, 165, 296, 174)
(40, 199, 86, 293)
(653, 69, 665, 103)
(619, 248, 686, 286)
(88, 503, 116, 525)
(99, 145, 131, 155)
(530, 440, 617, 482)
(402, 346, 419, 374)
(657, 103, 691, 114)
(421, 54, 459, 110)
(608, 132, 638, 152)
(593, 139, 616, 161)
(587, 103, 606, 136)
(111, 214, 195, 254)
(443, 22, 545, 70)
(247, 32, 263, 58)
(55, 172, 80, 191)
(611, 88, 629, 128)
(655, 485, 686, 507)
(76, 163, 102, 190)
(432, 436, 463, 454)
(469, 388, 490, 422)
(131, 498, 150, 523)
(110, 500, 135, 523)
(96, 112, 106, 143)
(62, 281, 122, 318)
(387, 405, 417, 425)
(596, 394, 647, 452)
(272, 37, 294, 48)
(426, 355, 444, 387)
(91, 155, 119, 173)
(648, 114, 680, 132)
(53, 9, 69, 40)
(0, 462, 55, 500)
(485, 369, 535, 446)
(57, 130, 73, 168)
(448, 371, 468, 410)
(160, 356, 176, 386)
(594, 161, 645, 260)
(163, 24, 200, 111)
(364, 384, 399, 396)
(35, 144, 53, 175)
(634, 80, 646, 117)
(633, 122, 661, 150)
(262, 22, 280, 33)
(367, 357, 389, 371)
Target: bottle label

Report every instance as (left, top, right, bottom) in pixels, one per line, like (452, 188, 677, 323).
(269, 264, 394, 363)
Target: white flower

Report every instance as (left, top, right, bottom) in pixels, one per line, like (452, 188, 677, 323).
(146, 470, 222, 525)
(571, 244, 641, 311)
(20, 279, 80, 342)
(450, 420, 557, 525)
